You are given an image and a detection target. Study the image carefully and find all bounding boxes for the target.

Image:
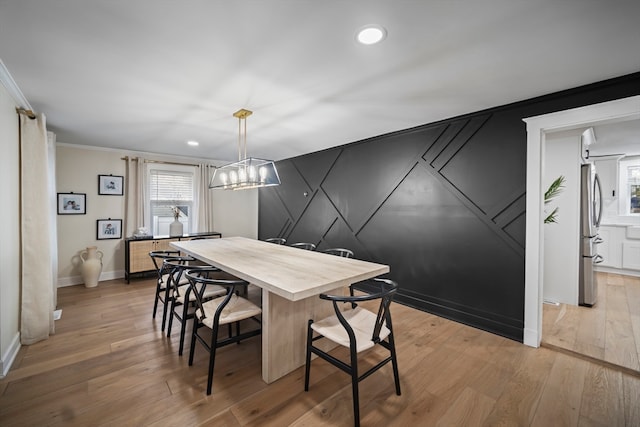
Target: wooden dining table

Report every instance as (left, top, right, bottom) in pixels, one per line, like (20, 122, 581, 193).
(170, 236, 389, 383)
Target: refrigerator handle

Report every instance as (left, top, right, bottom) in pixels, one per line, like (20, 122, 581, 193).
(594, 173, 603, 228)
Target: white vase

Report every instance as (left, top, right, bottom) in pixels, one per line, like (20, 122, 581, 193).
(80, 246, 103, 288)
(169, 219, 183, 237)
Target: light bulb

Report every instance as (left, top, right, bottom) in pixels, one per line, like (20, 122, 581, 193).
(230, 170, 238, 184)
(259, 166, 267, 182)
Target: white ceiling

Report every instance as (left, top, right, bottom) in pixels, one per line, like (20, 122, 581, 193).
(1, 1, 639, 162)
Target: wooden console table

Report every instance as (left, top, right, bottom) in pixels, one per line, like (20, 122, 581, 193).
(124, 231, 221, 283)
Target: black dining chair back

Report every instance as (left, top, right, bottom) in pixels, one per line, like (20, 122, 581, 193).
(290, 242, 316, 251)
(164, 260, 227, 356)
(304, 278, 401, 427)
(322, 248, 354, 258)
(265, 237, 286, 245)
(149, 250, 183, 329)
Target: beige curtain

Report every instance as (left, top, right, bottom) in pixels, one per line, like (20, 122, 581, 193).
(125, 157, 146, 237)
(20, 113, 55, 344)
(194, 164, 214, 232)
(47, 132, 58, 309)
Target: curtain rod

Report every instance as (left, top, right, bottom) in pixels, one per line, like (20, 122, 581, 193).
(16, 107, 36, 119)
(121, 156, 214, 168)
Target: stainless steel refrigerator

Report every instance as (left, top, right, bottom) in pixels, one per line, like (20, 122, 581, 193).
(579, 163, 603, 306)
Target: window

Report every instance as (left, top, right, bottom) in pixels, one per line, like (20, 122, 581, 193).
(628, 165, 640, 214)
(147, 165, 195, 235)
(619, 157, 640, 215)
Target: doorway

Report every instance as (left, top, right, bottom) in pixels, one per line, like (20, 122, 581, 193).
(522, 95, 640, 348)
(542, 271, 640, 373)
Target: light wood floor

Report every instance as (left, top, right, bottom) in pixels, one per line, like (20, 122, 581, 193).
(1, 277, 640, 426)
(543, 272, 640, 375)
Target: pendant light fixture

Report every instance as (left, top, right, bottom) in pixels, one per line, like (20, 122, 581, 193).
(209, 108, 281, 190)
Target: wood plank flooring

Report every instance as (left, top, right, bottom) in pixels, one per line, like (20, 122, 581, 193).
(1, 277, 639, 426)
(543, 272, 640, 375)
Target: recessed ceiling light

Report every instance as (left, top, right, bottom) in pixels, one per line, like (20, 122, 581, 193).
(356, 25, 387, 45)
(187, 140, 199, 146)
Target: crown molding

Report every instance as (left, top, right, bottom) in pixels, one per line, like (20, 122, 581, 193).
(0, 58, 32, 110)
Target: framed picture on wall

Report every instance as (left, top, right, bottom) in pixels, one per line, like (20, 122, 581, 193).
(97, 218, 122, 240)
(98, 175, 124, 195)
(57, 192, 86, 215)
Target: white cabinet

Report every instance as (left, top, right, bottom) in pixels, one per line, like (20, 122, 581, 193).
(622, 242, 640, 270)
(597, 226, 623, 268)
(594, 158, 619, 200)
(597, 224, 640, 272)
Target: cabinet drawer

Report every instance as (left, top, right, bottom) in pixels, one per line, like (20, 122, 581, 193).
(622, 242, 640, 270)
(129, 240, 157, 273)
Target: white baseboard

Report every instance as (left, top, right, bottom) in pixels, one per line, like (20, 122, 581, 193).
(57, 270, 126, 288)
(595, 266, 640, 278)
(523, 328, 540, 348)
(0, 332, 21, 378)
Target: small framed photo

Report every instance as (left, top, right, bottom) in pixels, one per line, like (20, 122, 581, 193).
(97, 218, 122, 240)
(98, 175, 124, 195)
(58, 193, 86, 215)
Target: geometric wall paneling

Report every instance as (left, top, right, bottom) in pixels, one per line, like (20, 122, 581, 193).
(356, 162, 525, 339)
(317, 215, 372, 260)
(272, 159, 313, 220)
(258, 189, 292, 240)
(322, 126, 444, 233)
(283, 189, 339, 246)
(438, 109, 527, 215)
(492, 193, 527, 249)
(502, 211, 527, 250)
(430, 115, 491, 172)
(259, 72, 640, 343)
(292, 148, 342, 190)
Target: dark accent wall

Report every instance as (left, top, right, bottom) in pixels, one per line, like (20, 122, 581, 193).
(259, 72, 640, 342)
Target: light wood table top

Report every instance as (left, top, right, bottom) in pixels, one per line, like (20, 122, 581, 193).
(171, 236, 390, 383)
(171, 236, 389, 301)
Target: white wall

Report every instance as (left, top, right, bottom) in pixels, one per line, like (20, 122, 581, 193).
(542, 129, 582, 305)
(212, 189, 258, 238)
(56, 145, 127, 285)
(55, 144, 259, 285)
(0, 84, 21, 376)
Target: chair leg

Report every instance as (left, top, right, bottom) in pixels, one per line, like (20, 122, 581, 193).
(166, 299, 177, 338)
(388, 333, 401, 396)
(206, 327, 219, 395)
(304, 320, 313, 391)
(188, 320, 198, 366)
(178, 302, 190, 356)
(161, 286, 171, 332)
(350, 348, 360, 427)
(152, 283, 161, 318)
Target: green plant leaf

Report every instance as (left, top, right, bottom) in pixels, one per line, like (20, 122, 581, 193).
(544, 175, 566, 203)
(544, 207, 559, 224)
(544, 175, 565, 224)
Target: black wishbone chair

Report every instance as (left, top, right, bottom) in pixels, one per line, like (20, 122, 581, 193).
(290, 242, 316, 251)
(304, 278, 401, 427)
(265, 237, 286, 245)
(186, 267, 262, 395)
(164, 260, 226, 356)
(322, 248, 355, 258)
(149, 250, 186, 330)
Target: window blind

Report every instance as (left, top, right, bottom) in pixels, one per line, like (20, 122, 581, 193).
(148, 169, 194, 233)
